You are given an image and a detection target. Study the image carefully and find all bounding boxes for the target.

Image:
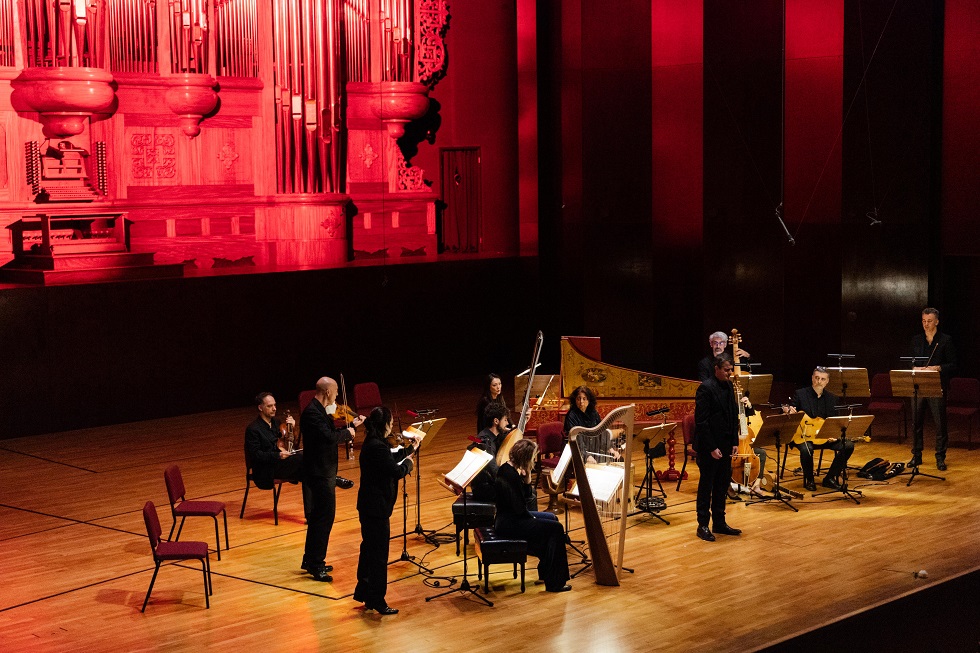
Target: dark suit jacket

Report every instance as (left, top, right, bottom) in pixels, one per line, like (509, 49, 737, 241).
(356, 436, 414, 519)
(469, 427, 501, 502)
(694, 375, 738, 454)
(792, 387, 838, 420)
(245, 416, 283, 489)
(909, 332, 957, 389)
(301, 398, 353, 480)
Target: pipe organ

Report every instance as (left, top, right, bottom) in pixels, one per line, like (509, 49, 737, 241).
(0, 0, 450, 279)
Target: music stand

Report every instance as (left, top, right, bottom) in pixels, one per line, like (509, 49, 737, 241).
(890, 369, 946, 485)
(426, 449, 494, 607)
(629, 423, 673, 524)
(388, 427, 432, 573)
(745, 412, 804, 512)
(825, 367, 870, 404)
(810, 415, 874, 504)
(406, 417, 447, 544)
(739, 373, 773, 406)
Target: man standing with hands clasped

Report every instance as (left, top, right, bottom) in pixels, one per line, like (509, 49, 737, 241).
(694, 356, 742, 542)
(909, 308, 957, 471)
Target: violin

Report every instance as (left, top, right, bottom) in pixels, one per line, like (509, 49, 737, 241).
(331, 403, 359, 426)
(278, 410, 297, 452)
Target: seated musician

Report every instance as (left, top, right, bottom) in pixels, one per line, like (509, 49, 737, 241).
(564, 385, 618, 462)
(245, 392, 311, 519)
(469, 403, 512, 502)
(783, 366, 855, 492)
(476, 372, 509, 433)
(494, 439, 571, 593)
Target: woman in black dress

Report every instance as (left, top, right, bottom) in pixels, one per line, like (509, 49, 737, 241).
(563, 385, 618, 461)
(476, 373, 508, 432)
(354, 406, 414, 615)
(494, 439, 571, 593)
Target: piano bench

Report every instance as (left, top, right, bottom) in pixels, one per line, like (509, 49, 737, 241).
(452, 494, 496, 555)
(474, 527, 527, 593)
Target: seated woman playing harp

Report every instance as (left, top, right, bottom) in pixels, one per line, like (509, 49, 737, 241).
(564, 385, 620, 463)
(494, 439, 571, 593)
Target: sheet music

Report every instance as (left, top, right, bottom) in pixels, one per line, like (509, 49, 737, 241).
(551, 444, 572, 485)
(567, 465, 625, 505)
(444, 447, 493, 489)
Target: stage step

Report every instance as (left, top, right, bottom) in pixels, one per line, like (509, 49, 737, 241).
(10, 251, 156, 271)
(0, 262, 185, 285)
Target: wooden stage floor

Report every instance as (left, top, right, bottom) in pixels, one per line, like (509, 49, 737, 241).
(1, 378, 978, 652)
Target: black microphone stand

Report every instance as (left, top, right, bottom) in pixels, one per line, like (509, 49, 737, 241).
(388, 452, 432, 573)
(408, 409, 442, 545)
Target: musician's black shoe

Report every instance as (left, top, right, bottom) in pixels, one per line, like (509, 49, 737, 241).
(726, 487, 742, 502)
(366, 603, 398, 615)
(821, 476, 841, 490)
(909, 454, 923, 467)
(546, 584, 572, 593)
(309, 566, 333, 582)
(301, 560, 333, 573)
(336, 476, 355, 490)
(936, 459, 948, 471)
(696, 525, 715, 542)
(803, 479, 817, 492)
(712, 523, 742, 536)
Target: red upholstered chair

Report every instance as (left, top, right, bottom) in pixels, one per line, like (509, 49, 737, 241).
(535, 421, 564, 483)
(676, 414, 696, 491)
(867, 373, 908, 442)
(353, 382, 383, 415)
(142, 501, 212, 612)
(946, 377, 979, 450)
(163, 465, 229, 560)
(534, 421, 565, 512)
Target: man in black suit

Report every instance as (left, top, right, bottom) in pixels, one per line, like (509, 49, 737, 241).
(469, 403, 511, 502)
(354, 406, 414, 615)
(693, 356, 742, 542)
(301, 376, 364, 582)
(784, 367, 854, 492)
(909, 308, 957, 471)
(244, 392, 310, 518)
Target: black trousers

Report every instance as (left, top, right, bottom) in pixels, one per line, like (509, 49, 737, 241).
(497, 512, 569, 592)
(271, 455, 312, 520)
(303, 476, 336, 566)
(354, 514, 391, 606)
(797, 439, 855, 482)
(912, 397, 948, 459)
(695, 453, 732, 528)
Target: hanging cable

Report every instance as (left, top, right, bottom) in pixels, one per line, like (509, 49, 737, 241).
(791, 0, 901, 240)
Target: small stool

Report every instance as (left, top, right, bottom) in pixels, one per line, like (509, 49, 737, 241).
(474, 527, 527, 593)
(452, 493, 495, 555)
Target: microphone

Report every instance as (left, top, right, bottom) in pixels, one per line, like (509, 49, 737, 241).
(775, 203, 795, 246)
(645, 407, 670, 417)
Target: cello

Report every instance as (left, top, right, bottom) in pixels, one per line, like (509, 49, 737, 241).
(729, 329, 761, 487)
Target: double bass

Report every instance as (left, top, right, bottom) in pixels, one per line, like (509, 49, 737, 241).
(729, 329, 761, 487)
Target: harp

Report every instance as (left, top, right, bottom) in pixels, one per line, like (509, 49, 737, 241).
(567, 404, 635, 586)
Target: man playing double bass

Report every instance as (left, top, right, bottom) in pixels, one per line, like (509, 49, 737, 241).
(783, 367, 854, 492)
(693, 356, 742, 542)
